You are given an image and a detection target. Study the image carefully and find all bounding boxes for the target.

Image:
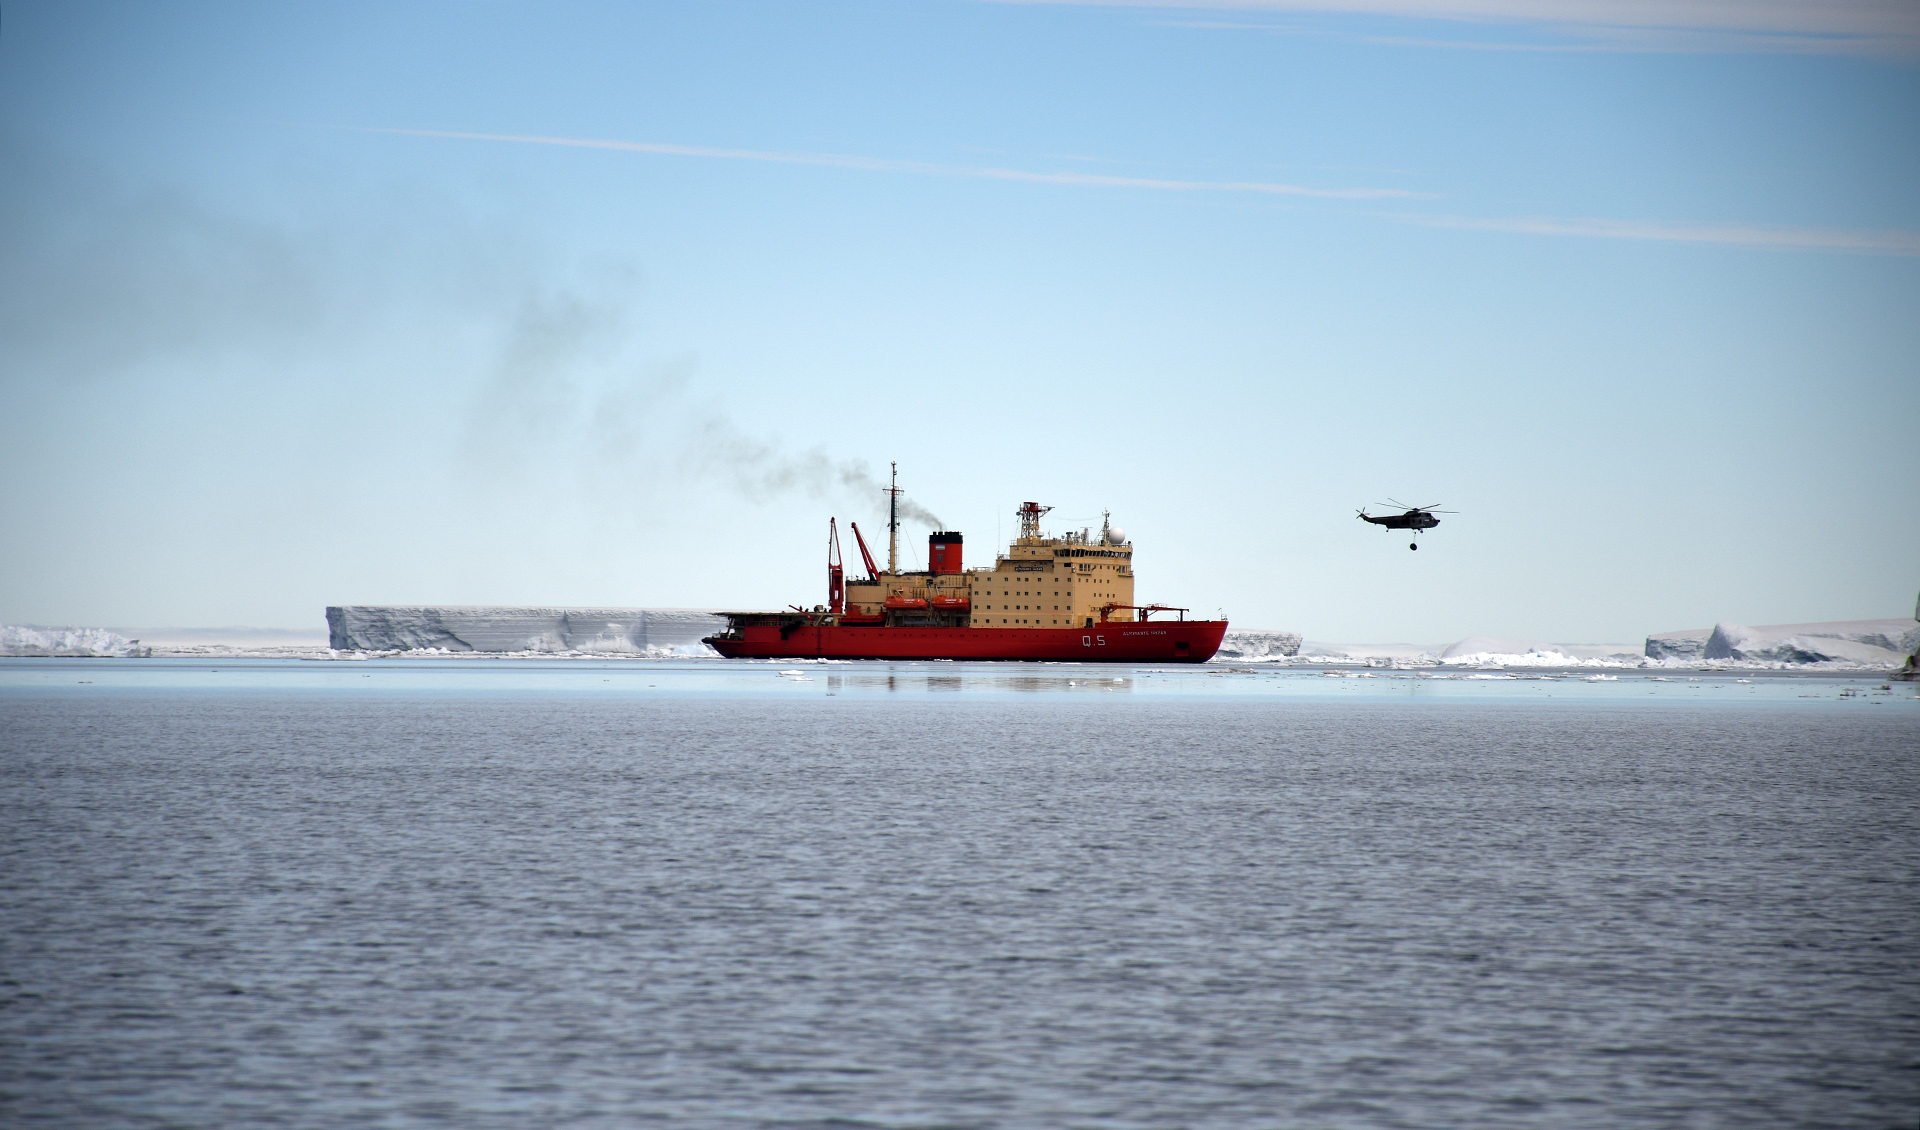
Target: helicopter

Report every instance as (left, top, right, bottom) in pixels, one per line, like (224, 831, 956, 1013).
(1357, 500, 1456, 550)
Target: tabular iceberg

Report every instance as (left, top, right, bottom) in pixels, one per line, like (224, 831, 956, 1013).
(326, 607, 725, 655)
(1645, 629, 1712, 660)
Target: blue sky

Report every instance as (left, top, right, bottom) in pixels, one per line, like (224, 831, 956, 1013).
(2, 0, 1915, 642)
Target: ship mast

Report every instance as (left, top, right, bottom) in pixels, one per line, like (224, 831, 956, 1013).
(886, 461, 900, 576)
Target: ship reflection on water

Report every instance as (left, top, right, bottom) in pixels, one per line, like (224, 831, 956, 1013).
(828, 673, 1133, 694)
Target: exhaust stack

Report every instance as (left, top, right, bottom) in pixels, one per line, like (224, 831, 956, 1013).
(929, 531, 963, 574)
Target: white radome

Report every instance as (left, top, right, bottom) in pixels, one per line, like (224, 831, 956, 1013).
(1106, 527, 1127, 545)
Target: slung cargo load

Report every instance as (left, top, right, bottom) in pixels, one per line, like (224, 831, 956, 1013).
(703, 463, 1228, 662)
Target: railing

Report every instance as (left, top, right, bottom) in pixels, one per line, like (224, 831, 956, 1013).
(1099, 603, 1189, 623)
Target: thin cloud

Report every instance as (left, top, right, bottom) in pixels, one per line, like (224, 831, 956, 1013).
(361, 127, 1427, 201)
(997, 0, 1920, 57)
(1156, 17, 1914, 56)
(1397, 212, 1920, 255)
(1567, 24, 1917, 56)
(1154, 18, 1617, 50)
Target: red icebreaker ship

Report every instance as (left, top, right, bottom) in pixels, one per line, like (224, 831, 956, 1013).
(703, 466, 1227, 663)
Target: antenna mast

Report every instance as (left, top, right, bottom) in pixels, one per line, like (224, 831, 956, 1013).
(886, 461, 900, 576)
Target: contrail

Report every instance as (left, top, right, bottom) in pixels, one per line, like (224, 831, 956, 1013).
(362, 126, 1429, 201)
(1392, 212, 1920, 256)
(358, 126, 1920, 256)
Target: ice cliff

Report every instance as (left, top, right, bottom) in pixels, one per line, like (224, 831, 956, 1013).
(1, 625, 151, 657)
(1214, 631, 1303, 660)
(1645, 619, 1918, 665)
(325, 606, 725, 655)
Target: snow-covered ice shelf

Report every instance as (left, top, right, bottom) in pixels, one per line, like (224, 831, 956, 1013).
(1645, 619, 1918, 665)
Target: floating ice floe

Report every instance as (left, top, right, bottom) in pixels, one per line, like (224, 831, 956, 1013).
(1280, 639, 1645, 669)
(1437, 638, 1645, 668)
(1293, 642, 1440, 665)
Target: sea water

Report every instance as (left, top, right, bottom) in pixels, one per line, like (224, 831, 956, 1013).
(2, 658, 1916, 1128)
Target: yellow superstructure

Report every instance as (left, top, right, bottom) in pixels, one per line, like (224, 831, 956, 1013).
(843, 504, 1136, 629)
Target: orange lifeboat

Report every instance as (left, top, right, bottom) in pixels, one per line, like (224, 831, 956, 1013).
(883, 595, 929, 611)
(930, 596, 971, 611)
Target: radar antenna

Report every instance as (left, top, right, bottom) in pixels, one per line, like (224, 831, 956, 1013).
(1017, 501, 1052, 540)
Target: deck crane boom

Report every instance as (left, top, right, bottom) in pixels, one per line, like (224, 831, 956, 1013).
(847, 521, 882, 583)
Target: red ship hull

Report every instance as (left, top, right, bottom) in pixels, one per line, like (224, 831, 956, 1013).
(705, 620, 1228, 662)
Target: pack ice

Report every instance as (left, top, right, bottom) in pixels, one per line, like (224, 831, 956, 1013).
(1437, 638, 1645, 666)
(326, 607, 725, 655)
